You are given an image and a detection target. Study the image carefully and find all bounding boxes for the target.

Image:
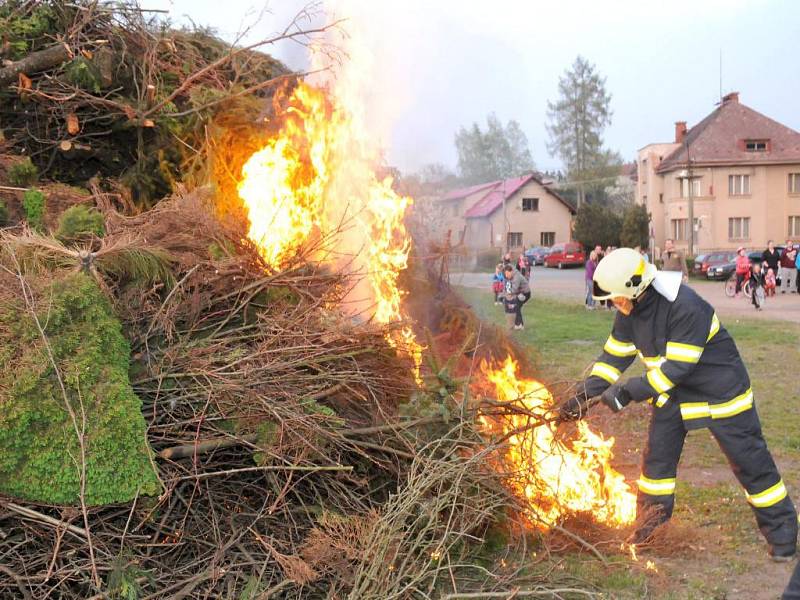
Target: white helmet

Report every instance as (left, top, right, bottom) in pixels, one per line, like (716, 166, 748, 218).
(593, 248, 657, 300)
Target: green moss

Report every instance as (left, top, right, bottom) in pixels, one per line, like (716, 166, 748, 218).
(0, 272, 160, 505)
(56, 205, 105, 242)
(0, 200, 8, 226)
(22, 188, 46, 231)
(8, 157, 39, 186)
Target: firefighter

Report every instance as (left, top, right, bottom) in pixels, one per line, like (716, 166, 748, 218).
(559, 248, 798, 559)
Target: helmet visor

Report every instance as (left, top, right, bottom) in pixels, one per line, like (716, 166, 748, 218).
(592, 280, 616, 301)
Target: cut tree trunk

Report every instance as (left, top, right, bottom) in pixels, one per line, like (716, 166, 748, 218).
(0, 44, 71, 87)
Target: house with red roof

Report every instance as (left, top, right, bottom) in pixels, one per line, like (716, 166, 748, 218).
(638, 92, 800, 254)
(433, 173, 576, 252)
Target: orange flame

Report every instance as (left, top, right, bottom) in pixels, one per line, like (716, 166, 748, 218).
(482, 357, 636, 528)
(236, 82, 421, 376)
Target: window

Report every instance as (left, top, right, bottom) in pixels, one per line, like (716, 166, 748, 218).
(540, 231, 555, 246)
(641, 159, 648, 184)
(522, 197, 539, 211)
(659, 193, 663, 204)
(789, 216, 800, 237)
(679, 177, 701, 198)
(728, 217, 750, 240)
(671, 218, 688, 241)
(507, 232, 523, 248)
(745, 140, 768, 152)
(642, 195, 647, 206)
(728, 174, 751, 195)
(789, 173, 800, 194)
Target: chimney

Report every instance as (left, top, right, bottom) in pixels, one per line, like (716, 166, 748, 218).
(722, 91, 739, 104)
(674, 121, 687, 144)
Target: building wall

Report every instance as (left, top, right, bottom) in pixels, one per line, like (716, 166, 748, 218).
(430, 187, 496, 245)
(464, 180, 573, 250)
(637, 142, 680, 255)
(639, 160, 800, 254)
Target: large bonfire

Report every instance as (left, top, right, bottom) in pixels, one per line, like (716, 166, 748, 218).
(233, 51, 636, 529)
(0, 2, 646, 598)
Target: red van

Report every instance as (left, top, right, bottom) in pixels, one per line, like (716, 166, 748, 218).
(544, 242, 586, 269)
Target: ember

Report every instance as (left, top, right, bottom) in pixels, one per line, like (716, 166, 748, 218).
(482, 357, 637, 528)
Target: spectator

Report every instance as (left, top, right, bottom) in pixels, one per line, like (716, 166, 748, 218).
(594, 245, 608, 309)
(516, 253, 529, 279)
(594, 245, 604, 261)
(778, 240, 797, 294)
(766, 268, 777, 297)
(661, 238, 688, 282)
(751, 262, 766, 311)
(796, 248, 800, 294)
(585, 251, 598, 310)
(779, 241, 797, 293)
(491, 263, 505, 305)
(635, 245, 650, 263)
(763, 240, 781, 275)
(502, 252, 513, 269)
(503, 264, 531, 331)
(735, 247, 750, 298)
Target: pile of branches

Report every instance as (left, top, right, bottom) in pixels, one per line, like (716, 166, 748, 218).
(0, 190, 609, 599)
(0, 0, 331, 204)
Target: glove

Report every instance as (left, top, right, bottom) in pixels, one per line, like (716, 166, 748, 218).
(517, 293, 526, 301)
(600, 384, 632, 413)
(558, 390, 589, 422)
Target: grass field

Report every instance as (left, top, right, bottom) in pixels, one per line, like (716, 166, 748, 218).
(456, 286, 800, 599)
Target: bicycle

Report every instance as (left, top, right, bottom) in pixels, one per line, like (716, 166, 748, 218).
(724, 272, 752, 299)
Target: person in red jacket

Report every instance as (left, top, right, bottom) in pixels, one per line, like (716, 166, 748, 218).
(735, 247, 750, 298)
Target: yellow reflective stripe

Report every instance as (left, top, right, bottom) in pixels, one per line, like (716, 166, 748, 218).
(590, 362, 621, 384)
(680, 401, 710, 420)
(655, 393, 669, 408)
(666, 341, 703, 363)
(604, 335, 637, 357)
(637, 476, 676, 495)
(679, 389, 755, 422)
(709, 388, 753, 419)
(747, 480, 788, 508)
(707, 313, 720, 342)
(638, 353, 665, 370)
(647, 367, 674, 393)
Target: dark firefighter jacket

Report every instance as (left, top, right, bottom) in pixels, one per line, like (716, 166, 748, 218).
(582, 274, 752, 430)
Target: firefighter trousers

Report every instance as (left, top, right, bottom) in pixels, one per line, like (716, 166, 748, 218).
(637, 400, 798, 550)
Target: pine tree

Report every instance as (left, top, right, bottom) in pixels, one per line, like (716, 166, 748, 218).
(546, 56, 613, 206)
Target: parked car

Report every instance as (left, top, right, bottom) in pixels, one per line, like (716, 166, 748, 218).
(703, 251, 738, 279)
(544, 242, 585, 269)
(692, 254, 708, 275)
(706, 261, 736, 280)
(525, 246, 550, 266)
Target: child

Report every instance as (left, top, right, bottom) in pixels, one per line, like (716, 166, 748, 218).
(751, 262, 766, 311)
(492, 263, 505, 305)
(765, 267, 777, 297)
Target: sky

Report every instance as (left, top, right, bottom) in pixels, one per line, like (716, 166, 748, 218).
(150, 0, 800, 174)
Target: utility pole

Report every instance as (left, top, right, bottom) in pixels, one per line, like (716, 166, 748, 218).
(686, 134, 694, 258)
